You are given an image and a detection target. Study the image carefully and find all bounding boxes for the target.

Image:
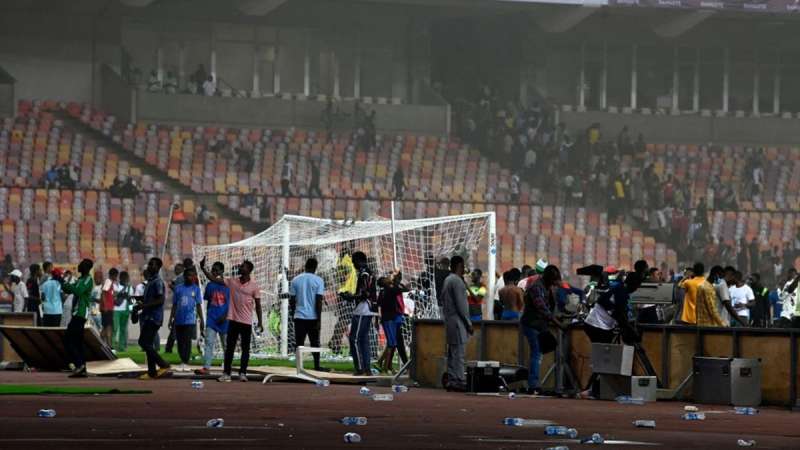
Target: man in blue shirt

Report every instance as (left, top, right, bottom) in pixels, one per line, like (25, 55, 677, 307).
(196, 261, 230, 376)
(290, 257, 327, 371)
(134, 257, 172, 379)
(169, 266, 204, 372)
(41, 268, 64, 326)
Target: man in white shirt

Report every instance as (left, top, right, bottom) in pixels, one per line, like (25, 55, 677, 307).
(7, 269, 28, 313)
(202, 76, 216, 97)
(729, 271, 755, 326)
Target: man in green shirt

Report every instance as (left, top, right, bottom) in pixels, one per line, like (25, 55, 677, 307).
(62, 259, 94, 378)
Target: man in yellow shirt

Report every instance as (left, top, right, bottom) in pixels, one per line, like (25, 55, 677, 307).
(329, 248, 357, 354)
(679, 263, 707, 324)
(696, 278, 726, 327)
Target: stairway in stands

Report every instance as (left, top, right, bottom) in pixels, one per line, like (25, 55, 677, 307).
(56, 111, 264, 241)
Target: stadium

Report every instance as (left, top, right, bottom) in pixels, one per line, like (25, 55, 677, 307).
(1, 0, 800, 448)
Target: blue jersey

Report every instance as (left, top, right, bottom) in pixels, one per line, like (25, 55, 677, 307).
(173, 283, 202, 326)
(204, 281, 230, 334)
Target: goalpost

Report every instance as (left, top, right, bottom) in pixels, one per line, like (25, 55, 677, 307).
(193, 211, 496, 360)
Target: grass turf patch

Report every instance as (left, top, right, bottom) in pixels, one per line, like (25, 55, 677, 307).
(116, 350, 356, 373)
(0, 385, 151, 395)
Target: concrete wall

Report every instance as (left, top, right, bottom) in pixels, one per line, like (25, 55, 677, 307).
(135, 92, 448, 134)
(100, 65, 134, 123)
(560, 110, 800, 145)
(0, 83, 13, 118)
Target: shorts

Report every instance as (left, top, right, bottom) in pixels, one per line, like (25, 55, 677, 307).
(101, 311, 114, 328)
(501, 310, 520, 320)
(382, 316, 404, 348)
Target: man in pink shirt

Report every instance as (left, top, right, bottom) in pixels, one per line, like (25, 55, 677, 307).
(201, 257, 263, 382)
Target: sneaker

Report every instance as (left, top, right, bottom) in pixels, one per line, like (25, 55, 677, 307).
(313, 367, 331, 373)
(239, 374, 248, 382)
(154, 368, 172, 379)
(217, 374, 232, 383)
(138, 373, 153, 381)
(194, 368, 211, 376)
(179, 363, 188, 372)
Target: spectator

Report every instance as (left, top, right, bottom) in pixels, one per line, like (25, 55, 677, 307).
(5, 269, 28, 313)
(196, 204, 212, 225)
(695, 275, 726, 327)
(62, 259, 94, 378)
(0, 254, 12, 279)
(200, 257, 263, 383)
(190, 64, 207, 94)
(377, 270, 408, 373)
(40, 268, 64, 327)
(441, 255, 472, 391)
(392, 167, 405, 200)
(25, 264, 42, 317)
(347, 251, 377, 376)
(678, 263, 706, 324)
(749, 273, 770, 328)
(521, 265, 566, 395)
(281, 162, 293, 197)
(100, 268, 119, 347)
(730, 271, 755, 326)
(134, 257, 172, 379)
(498, 269, 524, 320)
(113, 271, 133, 352)
(308, 160, 321, 197)
(195, 261, 229, 376)
(164, 71, 178, 94)
(467, 269, 486, 321)
(509, 174, 520, 203)
(147, 70, 162, 92)
(749, 238, 760, 275)
(202, 75, 216, 96)
(289, 257, 327, 372)
(169, 266, 204, 372)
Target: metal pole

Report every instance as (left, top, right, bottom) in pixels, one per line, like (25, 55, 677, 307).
(486, 212, 497, 320)
(390, 200, 399, 269)
(280, 222, 290, 357)
(161, 202, 177, 258)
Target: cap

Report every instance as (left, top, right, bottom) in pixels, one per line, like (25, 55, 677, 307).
(9, 269, 22, 278)
(535, 259, 548, 273)
(603, 265, 618, 274)
(51, 268, 64, 278)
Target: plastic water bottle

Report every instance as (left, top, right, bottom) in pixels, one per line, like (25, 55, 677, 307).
(191, 381, 204, 389)
(391, 385, 409, 393)
(735, 407, 758, 415)
(372, 393, 394, 401)
(615, 395, 645, 405)
(503, 417, 524, 426)
(682, 412, 706, 421)
(508, 392, 516, 400)
(588, 433, 604, 444)
(633, 420, 656, 428)
(737, 439, 756, 447)
(340, 417, 368, 426)
(206, 418, 224, 428)
(544, 447, 570, 450)
(359, 387, 372, 396)
(37, 409, 56, 418)
(315, 379, 331, 387)
(544, 426, 578, 439)
(343, 432, 362, 443)
(684, 405, 699, 412)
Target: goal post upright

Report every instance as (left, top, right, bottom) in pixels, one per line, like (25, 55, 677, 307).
(485, 211, 497, 320)
(280, 221, 290, 357)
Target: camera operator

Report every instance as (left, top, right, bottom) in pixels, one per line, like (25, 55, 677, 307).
(583, 260, 648, 345)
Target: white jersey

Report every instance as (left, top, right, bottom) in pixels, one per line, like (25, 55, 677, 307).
(779, 279, 799, 320)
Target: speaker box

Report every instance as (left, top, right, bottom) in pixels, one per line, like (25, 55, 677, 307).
(692, 357, 762, 406)
(466, 360, 501, 393)
(591, 343, 634, 376)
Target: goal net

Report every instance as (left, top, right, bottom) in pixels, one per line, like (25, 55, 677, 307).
(193, 212, 496, 362)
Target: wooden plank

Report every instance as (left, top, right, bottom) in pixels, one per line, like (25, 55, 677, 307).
(87, 358, 142, 375)
(0, 325, 115, 371)
(0, 313, 36, 363)
(703, 333, 734, 359)
(668, 331, 697, 392)
(639, 329, 663, 380)
(739, 335, 790, 405)
(568, 329, 593, 389)
(484, 323, 519, 365)
(413, 322, 445, 387)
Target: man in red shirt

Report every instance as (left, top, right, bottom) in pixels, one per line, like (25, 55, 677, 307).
(201, 258, 263, 382)
(100, 268, 119, 347)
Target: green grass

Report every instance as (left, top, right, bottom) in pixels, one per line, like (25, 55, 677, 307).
(116, 350, 356, 373)
(0, 385, 151, 395)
